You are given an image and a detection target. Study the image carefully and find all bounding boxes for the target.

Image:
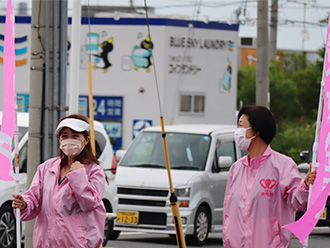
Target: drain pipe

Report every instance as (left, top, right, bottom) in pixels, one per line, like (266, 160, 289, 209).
(52, 0, 59, 156)
(43, 0, 50, 161)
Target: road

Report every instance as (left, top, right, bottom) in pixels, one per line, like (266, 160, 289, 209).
(105, 227, 330, 248)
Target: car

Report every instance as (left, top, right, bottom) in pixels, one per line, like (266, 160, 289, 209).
(114, 124, 246, 246)
(296, 144, 330, 227)
(0, 112, 117, 248)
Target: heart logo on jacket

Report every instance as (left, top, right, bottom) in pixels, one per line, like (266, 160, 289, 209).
(259, 179, 277, 189)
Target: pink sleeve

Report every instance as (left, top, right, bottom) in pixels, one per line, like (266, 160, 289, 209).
(222, 168, 234, 244)
(19, 164, 45, 221)
(280, 161, 309, 211)
(66, 164, 106, 212)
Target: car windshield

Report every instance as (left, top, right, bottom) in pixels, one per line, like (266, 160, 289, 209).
(120, 131, 211, 171)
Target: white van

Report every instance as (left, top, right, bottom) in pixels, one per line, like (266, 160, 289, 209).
(0, 112, 117, 248)
(114, 124, 246, 246)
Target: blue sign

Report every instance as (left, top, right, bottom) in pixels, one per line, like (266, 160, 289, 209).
(17, 93, 29, 112)
(79, 96, 123, 119)
(132, 119, 152, 139)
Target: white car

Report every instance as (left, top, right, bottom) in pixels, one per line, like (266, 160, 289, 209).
(0, 112, 117, 248)
(114, 124, 246, 246)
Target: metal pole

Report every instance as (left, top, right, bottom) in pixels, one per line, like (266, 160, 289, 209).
(59, 0, 68, 119)
(87, 1, 96, 153)
(269, 0, 278, 58)
(256, 0, 269, 107)
(302, 3, 307, 51)
(68, 0, 82, 114)
(14, 102, 20, 248)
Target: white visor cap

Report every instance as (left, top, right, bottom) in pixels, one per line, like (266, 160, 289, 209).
(55, 118, 90, 135)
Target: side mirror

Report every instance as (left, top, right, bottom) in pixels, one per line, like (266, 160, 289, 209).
(116, 150, 126, 162)
(218, 156, 233, 169)
(300, 151, 309, 162)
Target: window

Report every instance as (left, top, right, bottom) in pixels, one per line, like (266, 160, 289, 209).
(180, 93, 205, 114)
(95, 130, 107, 158)
(12, 141, 28, 173)
(120, 131, 211, 171)
(213, 140, 236, 172)
(217, 141, 236, 162)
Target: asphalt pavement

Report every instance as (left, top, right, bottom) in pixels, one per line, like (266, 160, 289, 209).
(105, 227, 330, 248)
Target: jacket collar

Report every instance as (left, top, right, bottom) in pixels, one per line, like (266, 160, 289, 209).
(242, 145, 273, 168)
(47, 157, 62, 174)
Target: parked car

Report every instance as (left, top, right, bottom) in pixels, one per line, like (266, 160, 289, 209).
(114, 124, 246, 246)
(296, 144, 330, 227)
(0, 112, 117, 248)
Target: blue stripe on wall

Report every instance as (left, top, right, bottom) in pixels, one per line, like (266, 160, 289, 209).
(0, 45, 28, 55)
(0, 34, 28, 43)
(0, 15, 238, 32)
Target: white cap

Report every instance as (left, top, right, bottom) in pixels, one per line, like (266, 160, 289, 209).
(55, 118, 90, 135)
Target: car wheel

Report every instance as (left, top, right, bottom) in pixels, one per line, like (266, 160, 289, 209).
(108, 230, 120, 240)
(0, 204, 16, 248)
(102, 218, 112, 247)
(186, 206, 210, 246)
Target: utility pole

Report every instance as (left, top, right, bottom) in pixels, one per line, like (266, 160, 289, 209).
(256, 0, 269, 107)
(26, 1, 67, 247)
(269, 0, 278, 58)
(25, 0, 44, 246)
(302, 3, 307, 51)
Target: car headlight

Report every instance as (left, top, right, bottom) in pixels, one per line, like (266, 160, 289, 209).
(175, 187, 190, 197)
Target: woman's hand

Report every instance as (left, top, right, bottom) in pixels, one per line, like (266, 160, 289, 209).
(69, 161, 84, 172)
(305, 163, 317, 187)
(12, 194, 26, 210)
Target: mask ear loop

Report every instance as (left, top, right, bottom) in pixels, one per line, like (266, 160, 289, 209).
(245, 127, 256, 140)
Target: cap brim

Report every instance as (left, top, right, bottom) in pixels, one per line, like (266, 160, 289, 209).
(55, 118, 90, 135)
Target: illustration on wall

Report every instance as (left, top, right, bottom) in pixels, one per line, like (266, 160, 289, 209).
(227, 40, 234, 52)
(93, 37, 114, 73)
(0, 34, 28, 66)
(85, 33, 100, 54)
(132, 35, 154, 72)
(220, 59, 232, 93)
(80, 32, 114, 72)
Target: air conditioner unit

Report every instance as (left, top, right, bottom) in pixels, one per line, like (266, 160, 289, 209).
(240, 37, 257, 47)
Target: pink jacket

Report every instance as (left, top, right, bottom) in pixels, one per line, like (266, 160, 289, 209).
(20, 157, 106, 248)
(223, 146, 309, 248)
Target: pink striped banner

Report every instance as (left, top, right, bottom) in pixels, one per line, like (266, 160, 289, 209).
(0, 0, 16, 181)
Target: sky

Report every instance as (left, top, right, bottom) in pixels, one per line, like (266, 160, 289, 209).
(3, 0, 330, 51)
(73, 0, 329, 52)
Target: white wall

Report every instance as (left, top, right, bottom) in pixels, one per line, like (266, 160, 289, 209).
(0, 16, 239, 149)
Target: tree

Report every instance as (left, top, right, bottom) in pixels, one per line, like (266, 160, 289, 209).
(237, 49, 324, 163)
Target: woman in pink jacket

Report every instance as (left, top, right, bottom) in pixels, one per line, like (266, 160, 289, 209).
(223, 106, 316, 248)
(12, 114, 106, 248)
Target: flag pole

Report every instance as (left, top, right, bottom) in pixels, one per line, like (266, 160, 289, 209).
(86, 1, 95, 155)
(14, 98, 21, 248)
(303, 80, 324, 248)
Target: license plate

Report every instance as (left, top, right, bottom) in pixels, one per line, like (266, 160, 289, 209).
(320, 208, 327, 220)
(117, 211, 139, 224)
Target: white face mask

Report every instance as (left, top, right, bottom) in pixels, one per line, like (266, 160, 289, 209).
(60, 138, 85, 157)
(234, 127, 255, 151)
